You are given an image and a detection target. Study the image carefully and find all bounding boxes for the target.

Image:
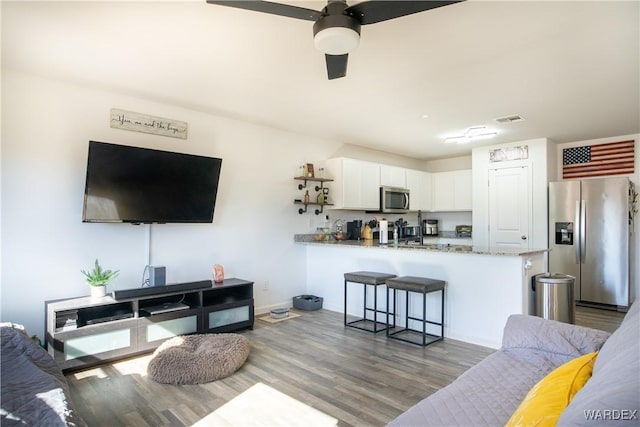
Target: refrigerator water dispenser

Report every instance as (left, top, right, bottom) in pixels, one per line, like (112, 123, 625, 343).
(555, 222, 573, 245)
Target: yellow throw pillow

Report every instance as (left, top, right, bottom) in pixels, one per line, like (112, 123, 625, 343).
(506, 351, 598, 427)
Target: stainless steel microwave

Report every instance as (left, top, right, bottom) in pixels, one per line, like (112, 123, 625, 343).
(380, 186, 410, 213)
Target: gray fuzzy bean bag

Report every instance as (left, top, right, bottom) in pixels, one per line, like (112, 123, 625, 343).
(147, 333, 250, 384)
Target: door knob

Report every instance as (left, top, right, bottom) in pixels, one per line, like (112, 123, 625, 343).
(521, 235, 527, 240)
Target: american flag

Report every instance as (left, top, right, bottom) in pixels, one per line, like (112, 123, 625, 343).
(562, 140, 635, 179)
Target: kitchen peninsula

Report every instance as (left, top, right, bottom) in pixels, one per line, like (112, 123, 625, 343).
(296, 237, 547, 348)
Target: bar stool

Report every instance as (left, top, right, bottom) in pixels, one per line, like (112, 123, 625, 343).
(344, 271, 397, 333)
(385, 276, 445, 346)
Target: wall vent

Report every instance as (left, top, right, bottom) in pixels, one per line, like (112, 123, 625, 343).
(495, 114, 524, 124)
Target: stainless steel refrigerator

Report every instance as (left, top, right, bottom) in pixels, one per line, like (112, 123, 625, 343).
(548, 177, 630, 309)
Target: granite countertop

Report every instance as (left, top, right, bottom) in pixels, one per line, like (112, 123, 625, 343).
(294, 234, 548, 256)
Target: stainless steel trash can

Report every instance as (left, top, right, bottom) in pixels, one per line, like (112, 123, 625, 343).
(534, 273, 575, 324)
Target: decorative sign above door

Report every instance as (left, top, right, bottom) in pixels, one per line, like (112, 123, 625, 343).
(110, 109, 188, 139)
(489, 145, 528, 162)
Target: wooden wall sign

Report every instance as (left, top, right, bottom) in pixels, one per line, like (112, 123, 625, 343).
(110, 109, 188, 139)
(489, 145, 528, 162)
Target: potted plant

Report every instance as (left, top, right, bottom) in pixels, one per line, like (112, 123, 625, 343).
(81, 259, 119, 298)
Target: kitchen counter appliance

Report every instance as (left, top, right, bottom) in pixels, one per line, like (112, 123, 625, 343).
(347, 220, 362, 240)
(424, 220, 438, 236)
(403, 225, 421, 238)
(548, 177, 630, 310)
(455, 225, 472, 238)
(379, 186, 410, 213)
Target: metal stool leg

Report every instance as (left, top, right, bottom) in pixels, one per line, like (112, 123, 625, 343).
(373, 284, 378, 331)
(344, 279, 348, 326)
(441, 288, 445, 338)
(405, 289, 409, 331)
(386, 287, 390, 338)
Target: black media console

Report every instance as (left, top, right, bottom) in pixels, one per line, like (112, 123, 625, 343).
(45, 278, 254, 372)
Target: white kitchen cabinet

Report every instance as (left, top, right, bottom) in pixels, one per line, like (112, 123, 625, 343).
(324, 158, 380, 210)
(453, 169, 472, 210)
(431, 170, 472, 211)
(380, 165, 406, 188)
(406, 169, 432, 211)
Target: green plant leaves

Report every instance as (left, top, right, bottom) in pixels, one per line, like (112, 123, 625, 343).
(81, 259, 119, 286)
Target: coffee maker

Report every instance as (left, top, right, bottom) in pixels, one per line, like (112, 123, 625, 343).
(423, 219, 439, 236)
(347, 220, 362, 240)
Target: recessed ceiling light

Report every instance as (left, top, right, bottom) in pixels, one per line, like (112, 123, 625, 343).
(444, 126, 498, 144)
(421, 114, 430, 119)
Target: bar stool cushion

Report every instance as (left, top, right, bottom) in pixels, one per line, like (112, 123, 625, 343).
(386, 276, 445, 293)
(344, 271, 396, 285)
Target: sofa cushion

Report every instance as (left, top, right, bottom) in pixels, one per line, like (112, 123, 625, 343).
(558, 300, 639, 426)
(501, 314, 610, 366)
(506, 351, 597, 427)
(387, 315, 611, 427)
(387, 350, 559, 427)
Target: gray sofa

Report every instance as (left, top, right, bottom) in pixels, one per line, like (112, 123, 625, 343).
(1, 323, 85, 426)
(389, 299, 639, 426)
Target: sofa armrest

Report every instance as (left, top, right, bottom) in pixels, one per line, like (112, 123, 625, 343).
(501, 315, 610, 360)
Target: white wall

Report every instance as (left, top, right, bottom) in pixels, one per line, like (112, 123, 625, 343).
(329, 145, 425, 171)
(424, 155, 472, 172)
(0, 70, 351, 338)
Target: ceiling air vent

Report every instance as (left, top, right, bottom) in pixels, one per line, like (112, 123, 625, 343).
(495, 115, 524, 124)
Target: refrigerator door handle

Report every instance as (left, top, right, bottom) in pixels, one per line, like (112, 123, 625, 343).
(575, 200, 581, 264)
(580, 199, 587, 263)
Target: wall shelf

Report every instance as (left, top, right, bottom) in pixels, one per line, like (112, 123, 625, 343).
(294, 201, 334, 215)
(294, 176, 333, 191)
(294, 176, 333, 215)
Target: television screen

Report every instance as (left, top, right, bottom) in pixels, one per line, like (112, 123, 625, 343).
(82, 141, 222, 223)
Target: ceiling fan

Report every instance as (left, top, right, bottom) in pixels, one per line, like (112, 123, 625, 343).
(206, 0, 464, 80)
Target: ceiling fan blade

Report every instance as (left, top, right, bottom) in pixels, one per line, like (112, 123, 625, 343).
(206, 1, 322, 21)
(346, 0, 464, 25)
(325, 54, 348, 80)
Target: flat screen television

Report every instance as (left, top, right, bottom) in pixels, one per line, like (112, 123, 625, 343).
(82, 141, 222, 224)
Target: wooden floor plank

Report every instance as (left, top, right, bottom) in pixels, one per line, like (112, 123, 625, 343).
(66, 306, 623, 426)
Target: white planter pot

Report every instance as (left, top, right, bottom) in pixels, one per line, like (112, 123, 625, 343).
(90, 285, 107, 298)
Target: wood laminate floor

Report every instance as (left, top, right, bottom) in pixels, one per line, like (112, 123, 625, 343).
(574, 303, 626, 333)
(66, 306, 625, 427)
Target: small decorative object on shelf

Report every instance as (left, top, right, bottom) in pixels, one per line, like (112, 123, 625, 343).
(304, 163, 315, 178)
(81, 259, 119, 298)
(213, 264, 225, 283)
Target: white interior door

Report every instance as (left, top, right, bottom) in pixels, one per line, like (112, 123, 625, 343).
(489, 166, 530, 249)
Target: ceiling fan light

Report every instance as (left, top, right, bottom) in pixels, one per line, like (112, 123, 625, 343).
(314, 27, 360, 55)
(444, 126, 498, 144)
(445, 136, 470, 144)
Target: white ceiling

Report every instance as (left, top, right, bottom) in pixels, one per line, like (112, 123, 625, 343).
(2, 1, 639, 160)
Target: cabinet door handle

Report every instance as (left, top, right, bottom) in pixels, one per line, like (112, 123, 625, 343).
(521, 235, 527, 240)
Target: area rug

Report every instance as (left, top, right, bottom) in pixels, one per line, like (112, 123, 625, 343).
(257, 312, 301, 324)
(192, 382, 338, 426)
(147, 333, 249, 385)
